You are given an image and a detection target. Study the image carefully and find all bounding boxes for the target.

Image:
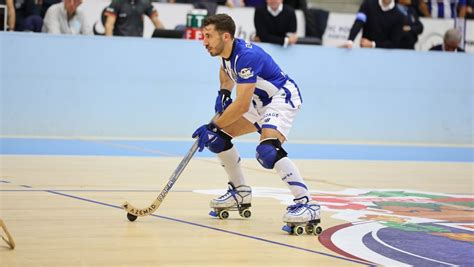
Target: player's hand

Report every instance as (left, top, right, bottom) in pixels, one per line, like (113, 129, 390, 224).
(215, 89, 232, 113)
(192, 123, 220, 152)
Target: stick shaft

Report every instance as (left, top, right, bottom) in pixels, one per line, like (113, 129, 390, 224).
(122, 114, 217, 217)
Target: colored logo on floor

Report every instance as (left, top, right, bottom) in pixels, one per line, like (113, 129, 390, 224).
(194, 188, 474, 266)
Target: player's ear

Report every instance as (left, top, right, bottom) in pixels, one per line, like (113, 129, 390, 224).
(223, 32, 231, 41)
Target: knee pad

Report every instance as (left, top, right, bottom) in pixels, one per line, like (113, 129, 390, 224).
(207, 129, 233, 153)
(256, 139, 288, 169)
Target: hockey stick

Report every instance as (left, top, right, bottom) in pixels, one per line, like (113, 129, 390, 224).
(122, 114, 218, 221)
(0, 219, 15, 249)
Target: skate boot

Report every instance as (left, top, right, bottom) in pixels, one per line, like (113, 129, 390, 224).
(209, 182, 252, 220)
(282, 196, 322, 236)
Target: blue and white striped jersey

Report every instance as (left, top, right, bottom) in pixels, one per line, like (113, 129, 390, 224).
(221, 38, 292, 104)
(425, 0, 466, 18)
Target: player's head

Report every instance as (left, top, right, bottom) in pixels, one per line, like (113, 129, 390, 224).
(443, 28, 462, 52)
(202, 14, 236, 57)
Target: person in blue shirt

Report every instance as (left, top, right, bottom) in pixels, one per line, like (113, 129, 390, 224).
(192, 13, 321, 235)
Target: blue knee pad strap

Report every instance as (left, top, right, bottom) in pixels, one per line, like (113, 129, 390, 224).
(207, 129, 233, 153)
(256, 139, 288, 169)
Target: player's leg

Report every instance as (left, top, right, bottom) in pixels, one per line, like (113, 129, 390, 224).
(254, 80, 320, 231)
(209, 113, 258, 217)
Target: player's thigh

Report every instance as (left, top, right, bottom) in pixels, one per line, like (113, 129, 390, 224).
(260, 128, 286, 144)
(222, 117, 257, 137)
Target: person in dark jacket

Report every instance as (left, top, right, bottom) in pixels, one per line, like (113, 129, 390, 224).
(397, 0, 424, 49)
(341, 0, 404, 49)
(254, 0, 298, 47)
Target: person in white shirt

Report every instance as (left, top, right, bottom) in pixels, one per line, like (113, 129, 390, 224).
(42, 0, 92, 35)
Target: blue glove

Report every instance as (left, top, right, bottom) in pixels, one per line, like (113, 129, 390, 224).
(192, 123, 220, 152)
(214, 89, 232, 113)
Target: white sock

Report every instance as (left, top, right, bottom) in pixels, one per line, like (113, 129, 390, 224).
(274, 157, 310, 200)
(217, 146, 246, 187)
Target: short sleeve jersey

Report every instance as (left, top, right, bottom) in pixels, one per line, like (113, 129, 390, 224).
(105, 0, 156, 37)
(221, 39, 289, 103)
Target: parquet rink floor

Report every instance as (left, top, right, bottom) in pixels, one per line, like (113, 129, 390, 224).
(0, 138, 473, 266)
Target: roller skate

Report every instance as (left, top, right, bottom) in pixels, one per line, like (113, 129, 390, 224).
(282, 197, 322, 236)
(209, 182, 252, 220)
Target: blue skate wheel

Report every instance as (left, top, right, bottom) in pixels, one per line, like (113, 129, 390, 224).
(282, 225, 293, 234)
(209, 211, 218, 217)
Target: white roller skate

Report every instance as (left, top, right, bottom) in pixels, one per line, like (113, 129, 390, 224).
(209, 182, 252, 220)
(282, 196, 322, 236)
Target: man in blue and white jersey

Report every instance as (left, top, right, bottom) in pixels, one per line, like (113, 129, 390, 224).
(192, 14, 320, 233)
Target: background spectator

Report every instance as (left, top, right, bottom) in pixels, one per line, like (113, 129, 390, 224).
(424, 0, 467, 18)
(429, 28, 465, 52)
(42, 0, 92, 35)
(466, 0, 474, 18)
(41, 0, 61, 17)
(397, 0, 424, 49)
(254, 0, 298, 46)
(104, 0, 164, 37)
(14, 0, 43, 32)
(341, 0, 404, 49)
(0, 0, 15, 31)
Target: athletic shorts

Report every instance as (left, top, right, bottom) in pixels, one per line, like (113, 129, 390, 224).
(243, 79, 302, 140)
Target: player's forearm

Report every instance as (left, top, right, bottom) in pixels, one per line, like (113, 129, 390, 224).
(213, 101, 248, 129)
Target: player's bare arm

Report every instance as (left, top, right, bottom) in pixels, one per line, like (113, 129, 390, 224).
(220, 66, 235, 91)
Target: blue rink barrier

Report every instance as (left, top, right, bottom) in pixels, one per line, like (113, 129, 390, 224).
(1, 138, 472, 162)
(1, 32, 473, 145)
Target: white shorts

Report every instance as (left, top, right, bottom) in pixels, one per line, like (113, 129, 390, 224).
(243, 79, 302, 140)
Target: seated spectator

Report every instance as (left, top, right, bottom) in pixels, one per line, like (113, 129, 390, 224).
(42, 0, 92, 35)
(341, 0, 404, 49)
(104, 0, 164, 37)
(41, 0, 61, 18)
(397, 0, 424, 49)
(14, 0, 43, 32)
(466, 0, 474, 18)
(424, 0, 466, 18)
(254, 0, 298, 47)
(429, 28, 465, 52)
(0, 0, 15, 31)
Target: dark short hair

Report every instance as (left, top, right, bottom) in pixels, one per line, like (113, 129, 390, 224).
(202, 14, 236, 37)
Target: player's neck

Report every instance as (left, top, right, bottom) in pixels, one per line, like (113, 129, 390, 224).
(221, 39, 235, 59)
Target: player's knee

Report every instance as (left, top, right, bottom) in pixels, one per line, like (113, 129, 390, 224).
(255, 138, 287, 169)
(207, 130, 233, 153)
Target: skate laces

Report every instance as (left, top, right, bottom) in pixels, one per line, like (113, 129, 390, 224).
(287, 203, 306, 213)
(217, 188, 236, 200)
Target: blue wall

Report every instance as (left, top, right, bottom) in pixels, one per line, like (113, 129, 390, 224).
(1, 32, 473, 144)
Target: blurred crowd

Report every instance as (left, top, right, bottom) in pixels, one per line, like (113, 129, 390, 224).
(0, 0, 471, 52)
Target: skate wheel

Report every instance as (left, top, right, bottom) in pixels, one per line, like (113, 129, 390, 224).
(209, 210, 218, 217)
(127, 213, 137, 222)
(282, 225, 293, 234)
(218, 210, 229, 220)
(305, 224, 315, 234)
(315, 226, 323, 235)
(240, 209, 251, 218)
(294, 225, 304, 236)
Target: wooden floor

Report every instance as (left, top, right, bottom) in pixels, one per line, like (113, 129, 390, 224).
(0, 155, 473, 266)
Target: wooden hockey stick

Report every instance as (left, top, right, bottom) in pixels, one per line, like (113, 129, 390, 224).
(122, 114, 218, 221)
(0, 219, 15, 249)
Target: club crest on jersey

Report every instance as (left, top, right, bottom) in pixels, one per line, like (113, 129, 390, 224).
(238, 68, 254, 79)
